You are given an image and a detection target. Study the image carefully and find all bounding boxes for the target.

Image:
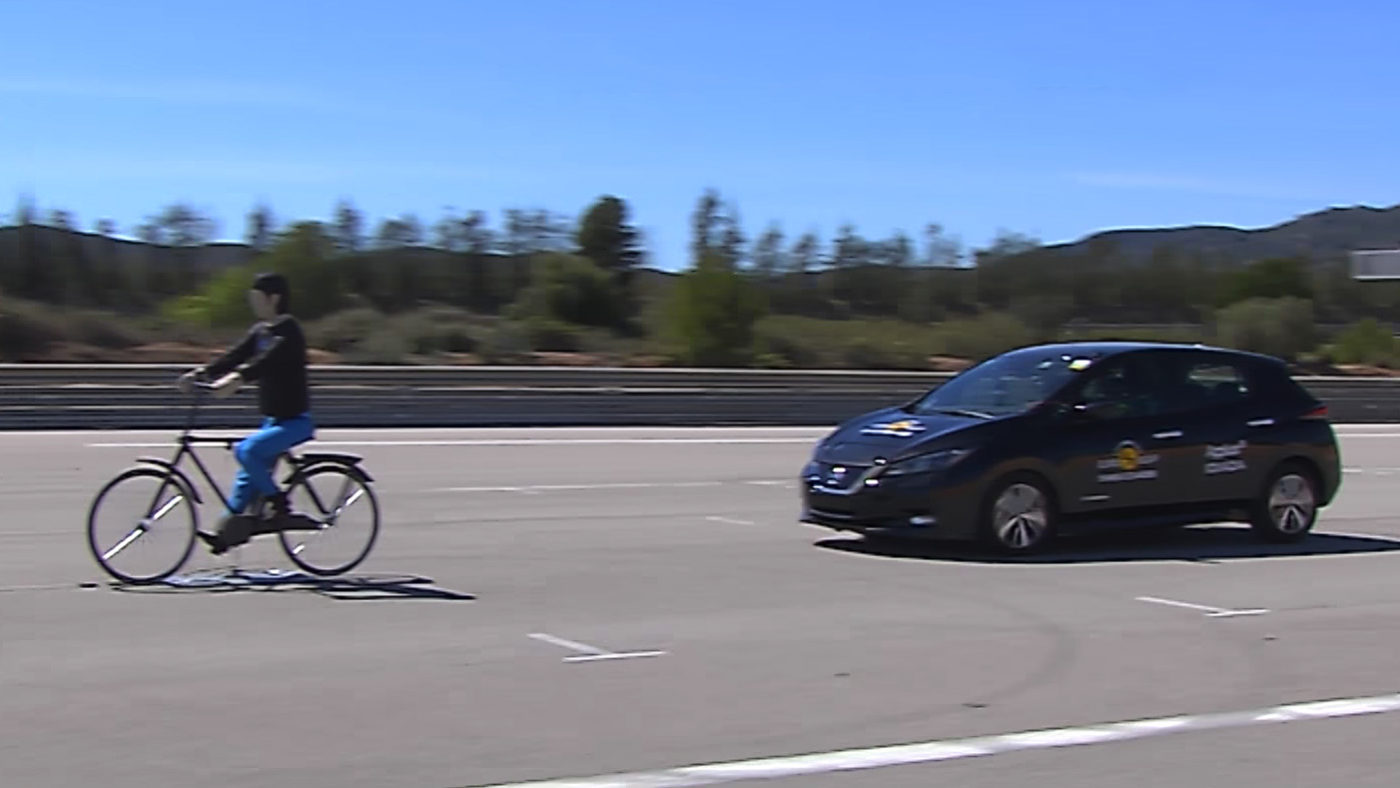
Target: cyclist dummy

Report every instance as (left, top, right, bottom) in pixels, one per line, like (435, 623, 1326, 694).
(177, 272, 315, 554)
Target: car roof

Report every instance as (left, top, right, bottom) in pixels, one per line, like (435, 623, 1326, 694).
(997, 340, 1280, 365)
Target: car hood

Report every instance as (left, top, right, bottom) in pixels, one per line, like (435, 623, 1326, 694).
(816, 407, 995, 463)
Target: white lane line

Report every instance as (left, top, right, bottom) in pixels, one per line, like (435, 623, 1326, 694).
(432, 480, 792, 493)
(527, 633, 666, 663)
(435, 481, 730, 493)
(470, 691, 1400, 787)
(86, 437, 817, 448)
(706, 516, 756, 526)
(1136, 596, 1270, 618)
(528, 632, 609, 656)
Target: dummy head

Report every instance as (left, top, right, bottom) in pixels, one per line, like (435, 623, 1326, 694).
(249, 272, 290, 321)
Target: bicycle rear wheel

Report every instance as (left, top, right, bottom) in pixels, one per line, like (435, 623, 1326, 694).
(87, 467, 198, 584)
(278, 464, 380, 576)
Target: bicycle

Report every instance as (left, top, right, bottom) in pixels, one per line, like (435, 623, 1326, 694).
(85, 380, 381, 584)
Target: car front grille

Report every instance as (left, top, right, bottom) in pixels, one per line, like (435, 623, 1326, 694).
(808, 462, 875, 494)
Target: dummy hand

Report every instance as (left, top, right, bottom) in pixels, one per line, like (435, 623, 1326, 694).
(211, 371, 242, 399)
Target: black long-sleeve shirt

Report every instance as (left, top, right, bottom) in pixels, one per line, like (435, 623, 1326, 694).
(202, 315, 311, 419)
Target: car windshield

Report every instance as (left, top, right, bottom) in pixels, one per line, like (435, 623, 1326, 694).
(910, 351, 1096, 418)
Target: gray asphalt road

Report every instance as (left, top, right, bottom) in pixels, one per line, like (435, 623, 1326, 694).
(4, 424, 1400, 787)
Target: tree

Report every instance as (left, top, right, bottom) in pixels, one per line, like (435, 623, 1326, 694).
(246, 203, 276, 252)
(751, 223, 785, 281)
(690, 189, 722, 265)
(576, 195, 643, 275)
(333, 199, 363, 253)
(47, 210, 74, 231)
(668, 252, 768, 366)
(923, 223, 962, 267)
(1219, 256, 1312, 306)
(157, 203, 216, 247)
(255, 222, 343, 319)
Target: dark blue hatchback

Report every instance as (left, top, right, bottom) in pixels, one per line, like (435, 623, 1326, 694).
(799, 341, 1341, 553)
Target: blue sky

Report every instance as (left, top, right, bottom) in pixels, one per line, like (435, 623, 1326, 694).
(4, 0, 1397, 270)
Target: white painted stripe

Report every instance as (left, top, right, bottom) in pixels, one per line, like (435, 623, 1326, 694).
(1135, 596, 1228, 614)
(528, 633, 608, 657)
(470, 691, 1400, 787)
(85, 437, 818, 448)
(436, 481, 731, 493)
(1136, 596, 1270, 617)
(564, 651, 667, 663)
(706, 516, 756, 526)
(528, 633, 667, 664)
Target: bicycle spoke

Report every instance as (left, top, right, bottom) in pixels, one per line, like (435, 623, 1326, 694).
(100, 493, 185, 561)
(101, 527, 146, 561)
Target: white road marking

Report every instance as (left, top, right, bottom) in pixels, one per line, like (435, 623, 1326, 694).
(470, 691, 1400, 787)
(528, 632, 610, 656)
(528, 633, 667, 664)
(706, 516, 756, 526)
(1136, 596, 1270, 617)
(435, 481, 731, 493)
(86, 437, 818, 448)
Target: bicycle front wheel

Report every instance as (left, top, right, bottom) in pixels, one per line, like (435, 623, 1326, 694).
(86, 467, 198, 584)
(279, 465, 380, 576)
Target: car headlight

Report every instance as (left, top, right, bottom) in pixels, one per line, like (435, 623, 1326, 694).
(879, 448, 971, 477)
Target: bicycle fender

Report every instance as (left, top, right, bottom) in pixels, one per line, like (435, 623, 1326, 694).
(283, 461, 376, 486)
(134, 457, 206, 505)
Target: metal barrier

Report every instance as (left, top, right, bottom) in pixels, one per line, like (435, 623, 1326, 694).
(0, 364, 1397, 429)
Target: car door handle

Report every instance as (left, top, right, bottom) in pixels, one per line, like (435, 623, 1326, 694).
(1153, 430, 1183, 439)
(1247, 418, 1275, 428)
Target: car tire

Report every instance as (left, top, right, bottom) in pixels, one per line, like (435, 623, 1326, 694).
(980, 472, 1058, 555)
(1249, 461, 1320, 543)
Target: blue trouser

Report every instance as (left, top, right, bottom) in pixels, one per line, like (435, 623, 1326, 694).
(227, 414, 315, 515)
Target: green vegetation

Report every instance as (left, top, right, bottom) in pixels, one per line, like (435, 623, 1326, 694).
(3, 191, 1400, 372)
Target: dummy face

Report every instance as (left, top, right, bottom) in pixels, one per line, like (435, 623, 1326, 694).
(247, 289, 280, 321)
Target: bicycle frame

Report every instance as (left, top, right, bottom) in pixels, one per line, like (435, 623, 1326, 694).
(135, 381, 363, 518)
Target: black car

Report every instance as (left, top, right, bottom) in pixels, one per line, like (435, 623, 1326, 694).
(799, 341, 1341, 553)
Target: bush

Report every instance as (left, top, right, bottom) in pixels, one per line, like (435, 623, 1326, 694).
(1328, 318, 1397, 366)
(1213, 296, 1317, 361)
(309, 307, 389, 353)
(934, 312, 1036, 361)
(667, 257, 768, 367)
(524, 318, 585, 352)
(0, 299, 153, 359)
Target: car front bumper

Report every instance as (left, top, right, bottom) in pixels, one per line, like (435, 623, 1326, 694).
(797, 465, 981, 540)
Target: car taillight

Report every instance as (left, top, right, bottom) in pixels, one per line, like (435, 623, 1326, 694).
(1304, 404, 1329, 419)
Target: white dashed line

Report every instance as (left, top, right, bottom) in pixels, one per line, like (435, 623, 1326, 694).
(87, 437, 817, 448)
(432, 480, 788, 494)
(470, 691, 1400, 787)
(527, 633, 667, 663)
(706, 516, 756, 526)
(1136, 596, 1270, 618)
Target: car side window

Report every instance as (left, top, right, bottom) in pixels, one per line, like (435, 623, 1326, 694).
(1074, 361, 1161, 421)
(1160, 356, 1254, 414)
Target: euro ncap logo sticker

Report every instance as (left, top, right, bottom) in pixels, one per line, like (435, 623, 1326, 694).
(860, 418, 927, 438)
(1095, 440, 1160, 482)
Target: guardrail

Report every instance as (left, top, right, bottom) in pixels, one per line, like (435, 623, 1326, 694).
(1, 364, 1398, 429)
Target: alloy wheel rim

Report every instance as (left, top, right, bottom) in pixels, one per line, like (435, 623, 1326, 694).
(1268, 473, 1315, 533)
(994, 483, 1048, 549)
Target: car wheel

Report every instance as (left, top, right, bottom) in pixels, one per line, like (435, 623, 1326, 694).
(1250, 461, 1319, 543)
(981, 473, 1057, 554)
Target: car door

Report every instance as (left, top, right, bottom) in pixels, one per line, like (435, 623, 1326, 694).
(1156, 351, 1267, 505)
(1051, 355, 1183, 514)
